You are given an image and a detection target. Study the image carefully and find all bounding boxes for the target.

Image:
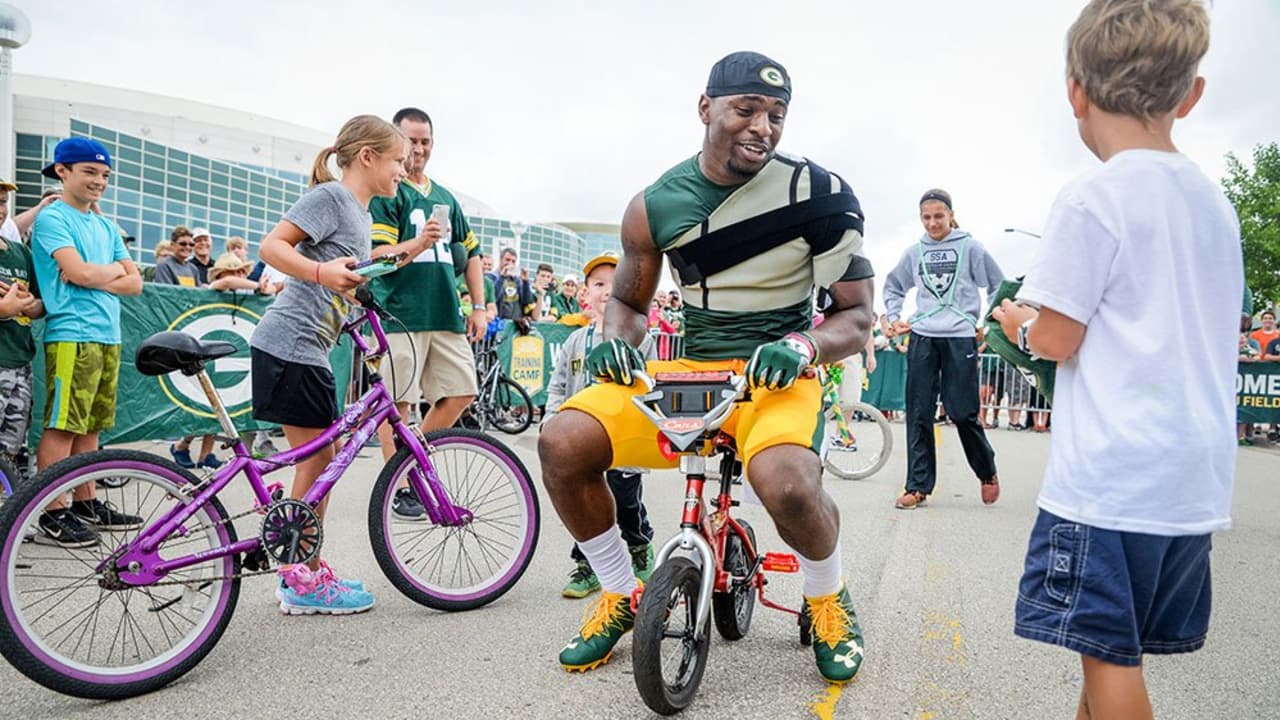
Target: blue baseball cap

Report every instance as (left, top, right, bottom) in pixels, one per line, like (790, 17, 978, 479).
(41, 137, 113, 179)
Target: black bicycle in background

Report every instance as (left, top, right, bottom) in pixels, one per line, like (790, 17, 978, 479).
(459, 321, 535, 435)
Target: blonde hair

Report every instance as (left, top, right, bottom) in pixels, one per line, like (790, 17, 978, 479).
(154, 240, 173, 259)
(310, 115, 406, 188)
(225, 236, 247, 253)
(1066, 0, 1210, 121)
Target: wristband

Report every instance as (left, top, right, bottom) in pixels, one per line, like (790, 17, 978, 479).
(781, 332, 818, 365)
(1017, 318, 1035, 354)
(314, 262, 321, 285)
(471, 304, 486, 311)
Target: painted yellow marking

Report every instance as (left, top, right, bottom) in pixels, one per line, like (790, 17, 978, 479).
(807, 684, 843, 719)
(919, 712, 938, 720)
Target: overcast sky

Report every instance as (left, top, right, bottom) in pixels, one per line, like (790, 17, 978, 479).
(12, 0, 1279, 302)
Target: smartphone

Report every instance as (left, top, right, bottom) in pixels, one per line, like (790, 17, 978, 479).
(348, 254, 403, 278)
(430, 203, 451, 228)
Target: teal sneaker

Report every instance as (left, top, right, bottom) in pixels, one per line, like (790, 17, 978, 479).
(562, 561, 601, 599)
(559, 589, 636, 671)
(277, 564, 374, 615)
(629, 543, 655, 583)
(802, 584, 865, 684)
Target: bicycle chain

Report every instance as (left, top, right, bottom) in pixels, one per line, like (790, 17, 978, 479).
(103, 491, 284, 588)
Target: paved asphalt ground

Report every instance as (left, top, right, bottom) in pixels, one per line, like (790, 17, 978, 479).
(2, 424, 1276, 719)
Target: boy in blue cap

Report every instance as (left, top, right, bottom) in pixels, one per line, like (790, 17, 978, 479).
(30, 137, 144, 548)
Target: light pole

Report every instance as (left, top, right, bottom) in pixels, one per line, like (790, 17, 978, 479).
(1003, 227, 1042, 239)
(508, 220, 527, 263)
(0, 4, 31, 184)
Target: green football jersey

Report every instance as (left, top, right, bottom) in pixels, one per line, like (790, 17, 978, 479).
(369, 178, 479, 333)
(0, 239, 39, 369)
(643, 154, 866, 361)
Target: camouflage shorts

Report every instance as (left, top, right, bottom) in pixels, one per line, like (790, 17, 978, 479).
(44, 342, 121, 435)
(0, 364, 33, 456)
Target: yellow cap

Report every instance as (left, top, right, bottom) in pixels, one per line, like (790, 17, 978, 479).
(582, 251, 620, 279)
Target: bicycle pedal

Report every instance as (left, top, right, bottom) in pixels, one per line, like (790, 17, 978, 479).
(761, 552, 800, 573)
(254, 483, 285, 515)
(630, 585, 645, 613)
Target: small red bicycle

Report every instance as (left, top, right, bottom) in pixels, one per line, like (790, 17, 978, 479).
(628, 370, 812, 715)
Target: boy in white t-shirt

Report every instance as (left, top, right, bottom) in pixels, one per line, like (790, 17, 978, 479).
(994, 1, 1241, 718)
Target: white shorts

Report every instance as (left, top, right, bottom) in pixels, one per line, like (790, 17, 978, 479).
(385, 331, 478, 405)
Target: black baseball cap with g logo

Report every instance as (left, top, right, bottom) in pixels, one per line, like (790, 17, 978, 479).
(706, 51, 791, 104)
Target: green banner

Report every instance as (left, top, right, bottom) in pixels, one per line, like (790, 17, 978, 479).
(30, 284, 352, 445)
(862, 349, 908, 411)
(495, 322, 578, 407)
(1237, 361, 1280, 423)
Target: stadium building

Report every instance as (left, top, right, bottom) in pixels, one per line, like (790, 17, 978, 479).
(9, 74, 605, 278)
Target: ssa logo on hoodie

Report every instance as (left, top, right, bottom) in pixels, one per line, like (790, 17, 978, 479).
(921, 248, 959, 296)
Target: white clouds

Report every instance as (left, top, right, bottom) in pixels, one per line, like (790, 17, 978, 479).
(15, 0, 1279, 306)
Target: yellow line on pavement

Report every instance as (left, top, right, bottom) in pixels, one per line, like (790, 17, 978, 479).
(808, 684, 843, 719)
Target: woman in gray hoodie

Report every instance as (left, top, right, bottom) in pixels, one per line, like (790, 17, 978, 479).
(883, 189, 1003, 509)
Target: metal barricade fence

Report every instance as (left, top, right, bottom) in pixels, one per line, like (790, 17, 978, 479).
(975, 352, 1052, 426)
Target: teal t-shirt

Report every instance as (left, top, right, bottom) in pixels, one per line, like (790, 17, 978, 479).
(31, 201, 130, 345)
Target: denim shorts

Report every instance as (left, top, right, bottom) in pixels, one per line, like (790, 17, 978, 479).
(1014, 509, 1212, 667)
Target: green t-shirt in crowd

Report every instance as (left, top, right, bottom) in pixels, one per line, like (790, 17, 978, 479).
(456, 274, 496, 312)
(369, 178, 479, 333)
(0, 239, 39, 368)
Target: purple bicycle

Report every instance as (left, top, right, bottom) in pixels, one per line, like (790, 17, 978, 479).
(0, 287, 540, 699)
(0, 457, 13, 508)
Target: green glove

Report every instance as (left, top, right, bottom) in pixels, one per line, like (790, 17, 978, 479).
(982, 278, 1056, 404)
(585, 337, 646, 386)
(746, 332, 816, 391)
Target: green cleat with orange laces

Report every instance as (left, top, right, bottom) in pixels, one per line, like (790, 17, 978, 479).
(801, 584, 865, 684)
(559, 589, 637, 672)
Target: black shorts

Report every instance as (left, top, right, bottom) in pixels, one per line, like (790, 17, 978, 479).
(251, 348, 338, 429)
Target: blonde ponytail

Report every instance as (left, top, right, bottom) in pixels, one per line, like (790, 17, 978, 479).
(309, 115, 405, 188)
(310, 147, 337, 187)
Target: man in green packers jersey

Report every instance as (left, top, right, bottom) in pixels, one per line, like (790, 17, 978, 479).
(539, 51, 876, 684)
(371, 107, 488, 520)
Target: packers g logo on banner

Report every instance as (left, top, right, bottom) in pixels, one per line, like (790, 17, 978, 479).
(157, 303, 260, 418)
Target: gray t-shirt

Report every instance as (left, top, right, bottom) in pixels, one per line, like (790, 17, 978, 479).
(250, 182, 372, 368)
(152, 256, 201, 287)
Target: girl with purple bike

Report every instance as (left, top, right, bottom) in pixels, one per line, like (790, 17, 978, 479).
(0, 116, 539, 699)
(248, 115, 434, 615)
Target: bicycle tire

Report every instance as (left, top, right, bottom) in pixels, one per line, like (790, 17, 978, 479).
(633, 556, 710, 715)
(368, 429, 539, 611)
(711, 520, 756, 641)
(823, 400, 893, 480)
(485, 376, 534, 435)
(0, 449, 240, 699)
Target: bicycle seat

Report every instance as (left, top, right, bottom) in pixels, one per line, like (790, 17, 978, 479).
(135, 331, 238, 377)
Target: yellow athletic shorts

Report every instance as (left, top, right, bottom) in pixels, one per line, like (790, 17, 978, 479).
(560, 358, 824, 470)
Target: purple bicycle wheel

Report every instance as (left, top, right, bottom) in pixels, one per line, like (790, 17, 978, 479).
(368, 429, 539, 611)
(0, 450, 240, 699)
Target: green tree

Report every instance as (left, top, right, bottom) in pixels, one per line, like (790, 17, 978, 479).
(1223, 142, 1280, 310)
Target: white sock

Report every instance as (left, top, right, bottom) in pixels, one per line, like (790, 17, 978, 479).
(577, 526, 637, 596)
(798, 540, 844, 598)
